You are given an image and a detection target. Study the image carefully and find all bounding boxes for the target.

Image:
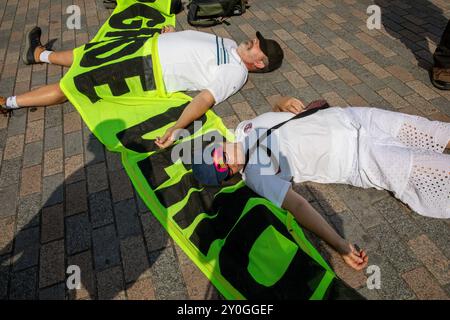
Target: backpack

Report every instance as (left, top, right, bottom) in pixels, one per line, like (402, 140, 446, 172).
(187, 0, 248, 27)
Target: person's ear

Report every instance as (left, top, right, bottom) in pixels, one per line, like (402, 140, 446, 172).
(254, 60, 265, 69)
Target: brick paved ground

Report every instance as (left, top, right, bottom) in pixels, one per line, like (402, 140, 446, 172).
(0, 0, 449, 300)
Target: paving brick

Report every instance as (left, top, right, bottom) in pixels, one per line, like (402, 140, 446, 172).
(12, 226, 40, 272)
(377, 88, 410, 109)
(45, 106, 62, 129)
(351, 83, 383, 104)
(44, 125, 62, 151)
(39, 239, 65, 288)
(9, 267, 38, 300)
(114, 199, 141, 239)
(402, 267, 449, 300)
(42, 173, 63, 207)
(66, 212, 91, 256)
(41, 203, 64, 243)
(3, 134, 24, 160)
(64, 154, 85, 184)
(67, 250, 96, 300)
(149, 247, 188, 299)
(0, 216, 15, 254)
(65, 180, 88, 217)
(109, 169, 134, 203)
(312, 64, 338, 81)
(64, 131, 83, 157)
(404, 94, 439, 116)
(120, 235, 151, 283)
(0, 185, 18, 217)
(25, 119, 44, 144)
(335, 68, 361, 86)
(96, 266, 126, 300)
(105, 151, 123, 172)
(22, 140, 43, 168)
(63, 112, 82, 134)
(363, 62, 391, 79)
(39, 283, 66, 300)
(140, 213, 169, 253)
(367, 252, 415, 300)
(27, 108, 45, 123)
(84, 137, 105, 165)
(87, 162, 108, 194)
(366, 223, 421, 274)
(92, 224, 120, 271)
(406, 80, 440, 101)
(89, 190, 114, 228)
(385, 65, 415, 82)
(174, 244, 218, 299)
(125, 277, 156, 300)
(241, 88, 269, 107)
(20, 165, 41, 197)
(407, 235, 450, 286)
(7, 110, 26, 137)
(42, 147, 63, 176)
(231, 101, 257, 121)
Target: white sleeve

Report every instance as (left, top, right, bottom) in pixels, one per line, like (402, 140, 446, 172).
(206, 65, 248, 105)
(243, 165, 292, 208)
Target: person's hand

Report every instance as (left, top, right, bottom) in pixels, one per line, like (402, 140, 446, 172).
(161, 25, 176, 34)
(340, 243, 368, 271)
(155, 126, 178, 149)
(275, 96, 305, 114)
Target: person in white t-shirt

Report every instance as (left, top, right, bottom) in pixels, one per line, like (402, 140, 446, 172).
(1, 26, 284, 150)
(192, 96, 450, 271)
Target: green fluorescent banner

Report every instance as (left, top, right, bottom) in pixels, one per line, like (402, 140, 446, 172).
(60, 0, 363, 299)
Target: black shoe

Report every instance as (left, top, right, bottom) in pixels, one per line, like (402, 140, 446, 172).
(22, 26, 58, 65)
(431, 67, 450, 91)
(0, 98, 13, 118)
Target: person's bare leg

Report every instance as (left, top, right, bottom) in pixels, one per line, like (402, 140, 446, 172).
(16, 83, 67, 107)
(35, 46, 73, 67)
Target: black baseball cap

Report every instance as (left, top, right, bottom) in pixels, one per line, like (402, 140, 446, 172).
(192, 143, 230, 186)
(256, 31, 284, 72)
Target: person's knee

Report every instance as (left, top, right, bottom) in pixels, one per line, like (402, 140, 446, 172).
(56, 83, 67, 103)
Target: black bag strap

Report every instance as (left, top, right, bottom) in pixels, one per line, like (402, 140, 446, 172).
(242, 101, 330, 173)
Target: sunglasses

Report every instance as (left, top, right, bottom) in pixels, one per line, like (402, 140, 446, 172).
(212, 147, 232, 180)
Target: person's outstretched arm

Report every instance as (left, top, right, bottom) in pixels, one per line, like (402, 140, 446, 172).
(155, 89, 215, 149)
(282, 188, 368, 271)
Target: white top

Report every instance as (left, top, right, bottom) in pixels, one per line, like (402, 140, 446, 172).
(235, 108, 361, 207)
(157, 30, 248, 105)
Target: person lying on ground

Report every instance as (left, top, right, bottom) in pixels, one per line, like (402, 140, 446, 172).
(191, 96, 450, 270)
(0, 25, 284, 150)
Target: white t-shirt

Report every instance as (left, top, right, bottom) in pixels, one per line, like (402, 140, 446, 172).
(157, 30, 248, 105)
(236, 108, 361, 207)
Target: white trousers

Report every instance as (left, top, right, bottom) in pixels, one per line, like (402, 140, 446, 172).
(346, 107, 450, 219)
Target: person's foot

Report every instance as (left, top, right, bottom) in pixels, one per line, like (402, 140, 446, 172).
(431, 67, 450, 91)
(22, 26, 57, 65)
(0, 96, 13, 118)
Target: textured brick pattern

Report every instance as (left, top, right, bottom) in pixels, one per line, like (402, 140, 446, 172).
(0, 0, 449, 300)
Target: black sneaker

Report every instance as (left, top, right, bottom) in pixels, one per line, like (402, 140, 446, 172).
(22, 26, 57, 65)
(431, 67, 450, 91)
(0, 97, 13, 118)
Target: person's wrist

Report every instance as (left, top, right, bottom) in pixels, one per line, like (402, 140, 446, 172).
(336, 240, 351, 255)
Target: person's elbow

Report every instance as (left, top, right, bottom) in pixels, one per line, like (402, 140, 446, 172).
(281, 188, 308, 213)
(200, 89, 216, 107)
